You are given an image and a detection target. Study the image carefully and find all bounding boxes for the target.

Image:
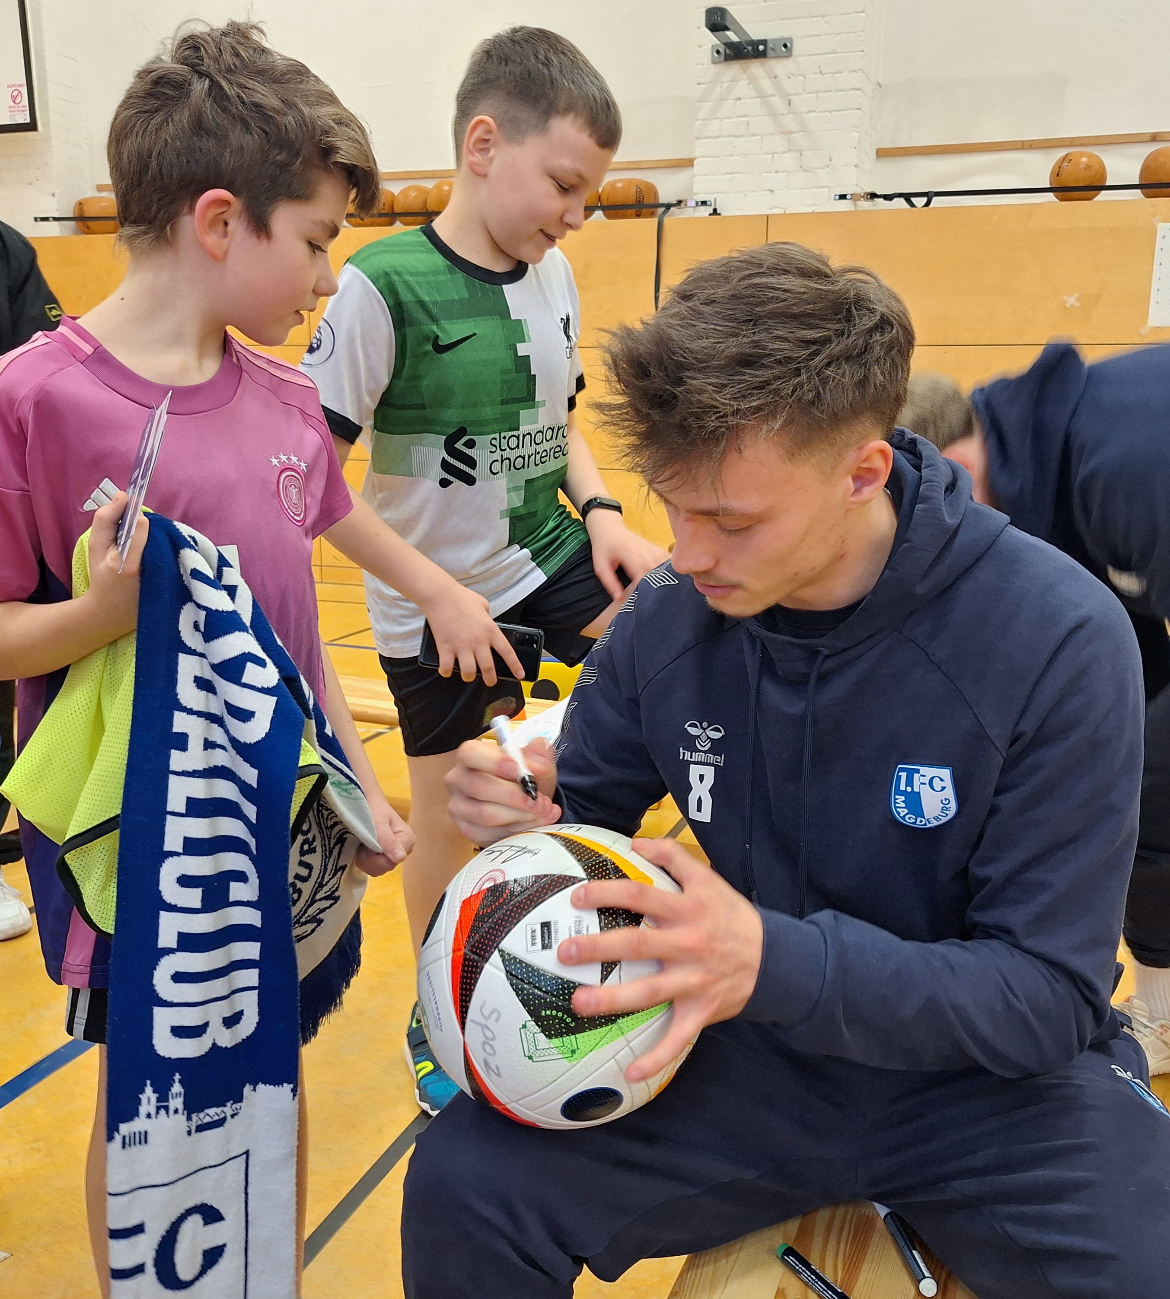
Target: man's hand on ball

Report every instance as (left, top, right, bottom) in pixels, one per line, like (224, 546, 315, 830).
(557, 838, 764, 1083)
(445, 736, 561, 846)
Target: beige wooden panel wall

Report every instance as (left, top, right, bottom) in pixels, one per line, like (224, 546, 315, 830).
(765, 198, 1170, 390)
(33, 198, 1170, 372)
(767, 199, 1170, 348)
(33, 199, 1170, 580)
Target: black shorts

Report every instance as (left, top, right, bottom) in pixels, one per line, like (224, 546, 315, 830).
(382, 544, 612, 758)
(65, 986, 108, 1043)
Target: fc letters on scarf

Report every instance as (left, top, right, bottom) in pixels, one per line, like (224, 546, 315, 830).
(103, 517, 376, 1297)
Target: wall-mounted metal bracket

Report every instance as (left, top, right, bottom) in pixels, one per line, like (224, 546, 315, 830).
(706, 7, 793, 63)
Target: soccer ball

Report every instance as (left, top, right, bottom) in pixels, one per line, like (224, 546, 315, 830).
(416, 824, 694, 1129)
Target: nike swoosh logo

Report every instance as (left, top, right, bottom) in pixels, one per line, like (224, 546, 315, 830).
(432, 332, 477, 354)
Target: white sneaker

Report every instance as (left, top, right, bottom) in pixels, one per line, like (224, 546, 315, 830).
(0, 877, 31, 941)
(1116, 996, 1170, 1077)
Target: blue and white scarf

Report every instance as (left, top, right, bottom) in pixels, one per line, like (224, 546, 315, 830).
(106, 517, 378, 1297)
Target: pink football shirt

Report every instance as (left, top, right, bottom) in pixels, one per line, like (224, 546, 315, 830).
(0, 318, 352, 700)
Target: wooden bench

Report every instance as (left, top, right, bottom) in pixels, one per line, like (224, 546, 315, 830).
(668, 1201, 977, 1299)
(337, 672, 399, 727)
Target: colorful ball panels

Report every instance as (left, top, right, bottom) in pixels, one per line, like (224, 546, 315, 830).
(416, 825, 693, 1129)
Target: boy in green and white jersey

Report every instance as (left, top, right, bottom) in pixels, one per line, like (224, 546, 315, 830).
(308, 208, 593, 656)
(303, 27, 666, 1113)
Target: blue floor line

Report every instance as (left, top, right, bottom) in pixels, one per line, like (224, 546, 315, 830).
(0, 1039, 94, 1110)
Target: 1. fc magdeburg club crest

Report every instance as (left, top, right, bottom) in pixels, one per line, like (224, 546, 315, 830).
(890, 764, 958, 828)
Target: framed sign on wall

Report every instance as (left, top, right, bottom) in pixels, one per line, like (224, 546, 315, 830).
(1, 0, 36, 134)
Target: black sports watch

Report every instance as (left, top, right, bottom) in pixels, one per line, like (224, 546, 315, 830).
(579, 495, 623, 522)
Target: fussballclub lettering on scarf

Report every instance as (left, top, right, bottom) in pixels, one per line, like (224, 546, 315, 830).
(106, 517, 376, 1298)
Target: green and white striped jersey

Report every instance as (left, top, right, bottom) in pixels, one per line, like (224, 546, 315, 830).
(303, 224, 588, 657)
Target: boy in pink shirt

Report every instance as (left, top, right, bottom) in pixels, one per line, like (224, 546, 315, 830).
(0, 21, 521, 1293)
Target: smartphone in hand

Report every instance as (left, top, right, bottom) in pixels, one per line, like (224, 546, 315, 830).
(419, 620, 544, 683)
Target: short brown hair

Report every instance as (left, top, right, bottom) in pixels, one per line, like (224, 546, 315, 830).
(453, 27, 621, 155)
(897, 372, 974, 450)
(600, 242, 915, 483)
(109, 21, 381, 250)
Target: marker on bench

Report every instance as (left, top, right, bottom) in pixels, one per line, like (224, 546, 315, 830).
(873, 1203, 938, 1297)
(775, 1243, 853, 1299)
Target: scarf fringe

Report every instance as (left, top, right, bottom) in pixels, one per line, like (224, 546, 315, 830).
(299, 909, 363, 1045)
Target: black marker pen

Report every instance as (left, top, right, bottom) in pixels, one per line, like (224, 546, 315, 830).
(873, 1203, 938, 1297)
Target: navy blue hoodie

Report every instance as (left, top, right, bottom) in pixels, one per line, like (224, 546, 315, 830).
(556, 432, 1143, 1080)
(972, 342, 1170, 622)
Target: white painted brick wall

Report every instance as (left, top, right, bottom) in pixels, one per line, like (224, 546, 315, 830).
(2, 1, 881, 235)
(694, 0, 879, 215)
(0, 0, 94, 238)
